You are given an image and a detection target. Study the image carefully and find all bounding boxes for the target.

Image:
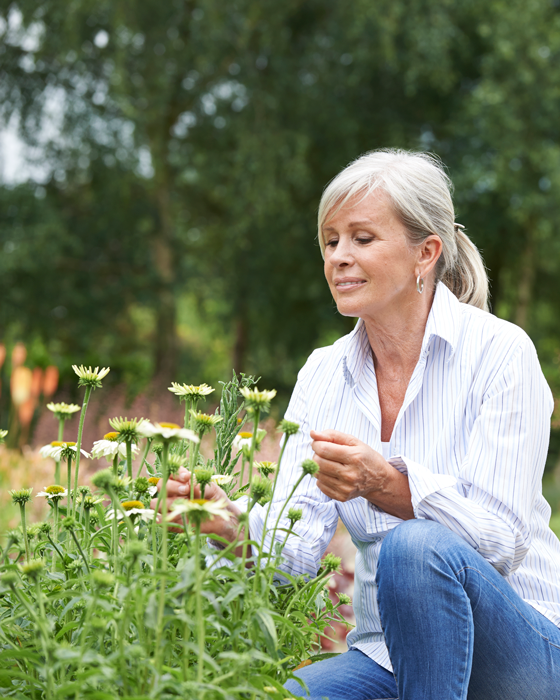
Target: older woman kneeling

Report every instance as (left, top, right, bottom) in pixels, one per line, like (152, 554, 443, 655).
(163, 149, 560, 700)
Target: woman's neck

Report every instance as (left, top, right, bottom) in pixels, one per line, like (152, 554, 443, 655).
(363, 290, 435, 379)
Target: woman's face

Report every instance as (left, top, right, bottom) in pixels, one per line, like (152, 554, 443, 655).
(322, 190, 419, 322)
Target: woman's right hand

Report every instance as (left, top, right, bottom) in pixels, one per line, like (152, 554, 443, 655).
(150, 467, 244, 548)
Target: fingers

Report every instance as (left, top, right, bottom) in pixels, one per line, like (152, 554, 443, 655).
(313, 453, 349, 479)
(162, 478, 194, 499)
(316, 472, 355, 502)
(310, 429, 360, 447)
(171, 466, 191, 483)
(312, 439, 355, 465)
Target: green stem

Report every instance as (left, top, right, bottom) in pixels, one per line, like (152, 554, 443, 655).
(254, 431, 292, 588)
(51, 501, 59, 572)
(241, 411, 260, 568)
(19, 504, 30, 563)
(282, 569, 330, 621)
(73, 385, 93, 517)
(110, 489, 119, 572)
(247, 409, 260, 502)
(47, 535, 64, 561)
(184, 399, 192, 429)
(136, 438, 152, 478)
(126, 441, 133, 483)
(84, 508, 91, 561)
(55, 419, 64, 484)
(34, 579, 55, 700)
(76, 591, 97, 691)
(189, 441, 201, 500)
(70, 529, 91, 574)
(183, 397, 196, 456)
(266, 473, 306, 589)
(155, 441, 170, 675)
(194, 520, 204, 684)
(66, 456, 73, 513)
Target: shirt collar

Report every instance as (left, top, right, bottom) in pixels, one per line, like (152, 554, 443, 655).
(342, 282, 461, 388)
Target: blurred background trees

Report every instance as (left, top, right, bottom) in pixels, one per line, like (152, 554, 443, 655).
(2, 0, 560, 463)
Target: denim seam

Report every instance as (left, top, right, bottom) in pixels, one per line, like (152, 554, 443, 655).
(459, 596, 471, 698)
(454, 565, 560, 650)
(375, 603, 400, 698)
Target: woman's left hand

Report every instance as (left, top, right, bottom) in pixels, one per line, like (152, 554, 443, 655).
(310, 429, 391, 502)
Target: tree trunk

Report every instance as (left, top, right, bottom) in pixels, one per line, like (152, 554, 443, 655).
(514, 228, 535, 331)
(153, 183, 178, 382)
(233, 315, 248, 375)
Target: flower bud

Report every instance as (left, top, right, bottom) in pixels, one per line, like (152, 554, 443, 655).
(19, 559, 45, 580)
(9, 488, 33, 506)
(301, 459, 319, 477)
(287, 507, 303, 524)
(278, 419, 300, 436)
(134, 476, 150, 494)
(321, 553, 341, 574)
(91, 569, 115, 589)
(91, 468, 116, 491)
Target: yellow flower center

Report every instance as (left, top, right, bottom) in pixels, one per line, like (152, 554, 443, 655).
(121, 500, 145, 510)
(148, 477, 160, 485)
(159, 422, 180, 429)
(238, 432, 253, 439)
(191, 499, 209, 505)
(104, 432, 119, 441)
(46, 485, 65, 495)
(51, 441, 63, 447)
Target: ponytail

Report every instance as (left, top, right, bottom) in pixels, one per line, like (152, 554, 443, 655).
(440, 227, 489, 312)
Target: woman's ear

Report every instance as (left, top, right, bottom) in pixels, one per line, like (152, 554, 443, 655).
(417, 235, 443, 278)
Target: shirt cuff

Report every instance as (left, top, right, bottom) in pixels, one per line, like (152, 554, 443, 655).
(387, 455, 457, 515)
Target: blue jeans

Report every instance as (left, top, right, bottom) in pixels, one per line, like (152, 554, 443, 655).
(285, 520, 560, 700)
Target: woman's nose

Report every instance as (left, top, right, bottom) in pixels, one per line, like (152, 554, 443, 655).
(329, 238, 353, 266)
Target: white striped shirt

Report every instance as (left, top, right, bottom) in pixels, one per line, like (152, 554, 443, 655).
(249, 281, 560, 672)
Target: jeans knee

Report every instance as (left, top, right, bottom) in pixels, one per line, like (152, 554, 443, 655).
(377, 520, 455, 588)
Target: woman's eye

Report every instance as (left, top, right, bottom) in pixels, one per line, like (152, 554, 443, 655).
(356, 237, 373, 245)
(325, 239, 338, 248)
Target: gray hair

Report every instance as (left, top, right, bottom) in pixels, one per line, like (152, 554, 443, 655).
(317, 149, 489, 311)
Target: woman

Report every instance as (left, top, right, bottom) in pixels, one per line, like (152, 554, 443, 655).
(161, 150, 560, 699)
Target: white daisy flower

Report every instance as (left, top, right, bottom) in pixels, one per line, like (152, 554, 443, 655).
(211, 474, 234, 486)
(106, 500, 155, 522)
(46, 402, 81, 419)
(137, 421, 199, 444)
(166, 497, 232, 523)
(39, 441, 91, 461)
(168, 383, 215, 398)
(72, 365, 110, 389)
(36, 485, 68, 500)
(147, 476, 160, 497)
(240, 387, 277, 411)
(91, 434, 138, 461)
(232, 428, 267, 453)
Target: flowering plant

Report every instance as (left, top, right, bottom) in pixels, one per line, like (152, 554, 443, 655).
(0, 369, 351, 699)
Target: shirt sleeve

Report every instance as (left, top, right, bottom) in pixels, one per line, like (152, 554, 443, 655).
(248, 356, 339, 577)
(389, 336, 553, 577)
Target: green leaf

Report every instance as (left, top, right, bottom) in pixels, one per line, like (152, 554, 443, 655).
(221, 584, 245, 607)
(253, 608, 278, 659)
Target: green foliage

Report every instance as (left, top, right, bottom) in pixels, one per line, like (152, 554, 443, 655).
(0, 370, 350, 698)
(2, 0, 560, 454)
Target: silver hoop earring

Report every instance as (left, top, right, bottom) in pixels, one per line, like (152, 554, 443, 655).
(416, 275, 424, 294)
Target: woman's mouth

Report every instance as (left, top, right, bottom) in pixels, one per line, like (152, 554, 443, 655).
(335, 279, 366, 291)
